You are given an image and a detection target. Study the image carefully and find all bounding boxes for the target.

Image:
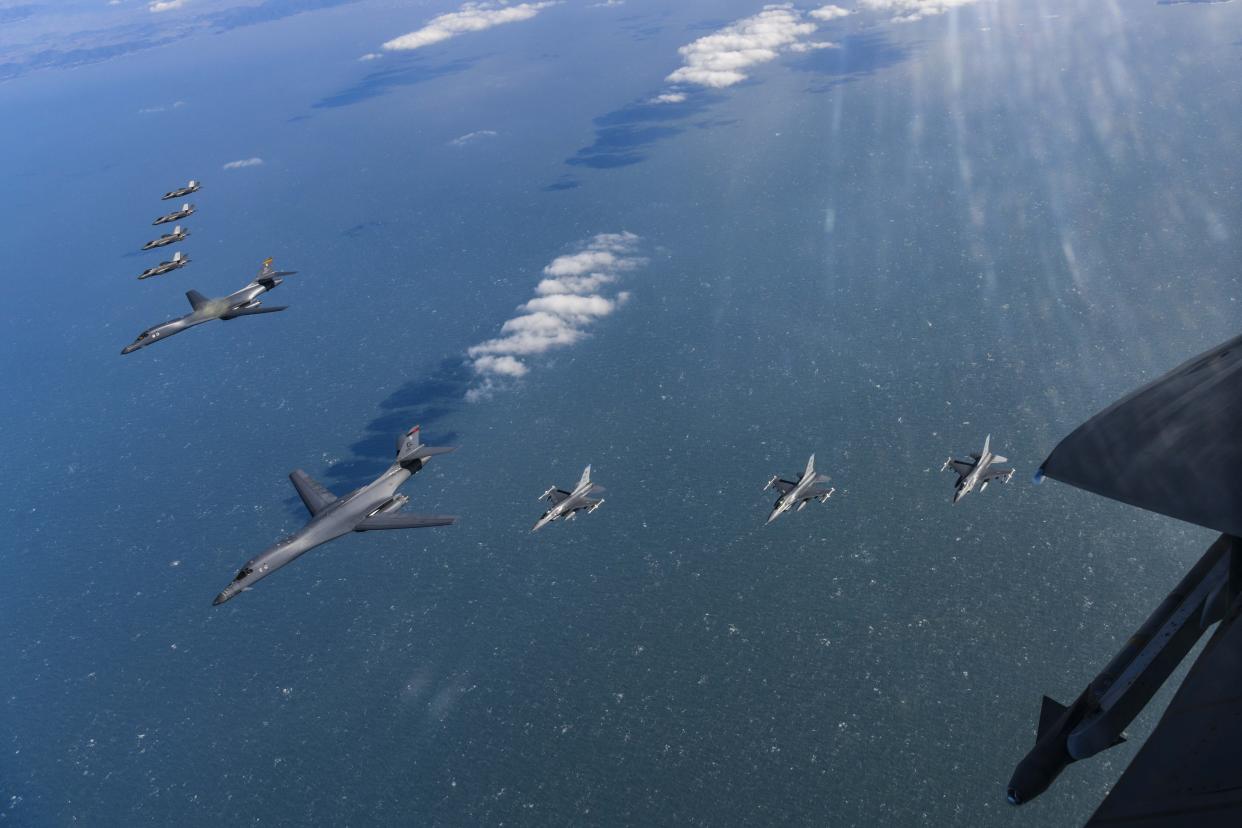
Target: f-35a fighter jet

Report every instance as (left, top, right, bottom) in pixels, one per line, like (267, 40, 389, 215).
(941, 435, 1014, 504)
(153, 202, 195, 225)
(142, 224, 189, 251)
(161, 180, 200, 200)
(138, 250, 189, 280)
(213, 426, 457, 606)
(764, 454, 835, 524)
(121, 258, 294, 354)
(533, 465, 605, 531)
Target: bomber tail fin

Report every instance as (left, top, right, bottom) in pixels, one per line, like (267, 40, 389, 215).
(396, 425, 456, 467)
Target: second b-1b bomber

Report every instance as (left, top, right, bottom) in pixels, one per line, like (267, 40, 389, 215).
(121, 257, 293, 354)
(214, 426, 457, 605)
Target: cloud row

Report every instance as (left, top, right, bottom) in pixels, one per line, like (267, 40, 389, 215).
(664, 4, 851, 90)
(858, 0, 981, 23)
(382, 1, 558, 52)
(466, 232, 645, 401)
(149, 0, 187, 11)
(222, 157, 263, 170)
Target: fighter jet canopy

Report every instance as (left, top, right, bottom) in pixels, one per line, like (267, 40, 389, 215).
(1039, 333, 1242, 537)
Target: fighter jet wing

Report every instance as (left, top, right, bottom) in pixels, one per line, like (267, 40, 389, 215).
(982, 467, 1013, 483)
(547, 489, 573, 505)
(289, 470, 337, 516)
(769, 479, 798, 494)
(948, 460, 975, 477)
(1085, 594, 1242, 826)
(355, 513, 457, 530)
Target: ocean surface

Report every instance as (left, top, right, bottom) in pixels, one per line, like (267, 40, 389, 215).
(3, 0, 1241, 824)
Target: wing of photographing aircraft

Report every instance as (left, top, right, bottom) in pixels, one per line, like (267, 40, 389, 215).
(1086, 579, 1242, 827)
(1039, 332, 1242, 538)
(289, 470, 337, 516)
(1036, 333, 1242, 823)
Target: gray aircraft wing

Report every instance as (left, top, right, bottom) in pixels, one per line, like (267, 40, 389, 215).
(770, 479, 798, 494)
(1039, 332, 1242, 538)
(355, 513, 457, 530)
(547, 489, 572, 505)
(949, 460, 975, 477)
(982, 467, 1013, 482)
(289, 470, 337, 516)
(1085, 598, 1242, 826)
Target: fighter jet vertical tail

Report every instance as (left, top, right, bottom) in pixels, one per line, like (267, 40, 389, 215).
(577, 465, 593, 490)
(804, 454, 816, 478)
(982, 434, 991, 456)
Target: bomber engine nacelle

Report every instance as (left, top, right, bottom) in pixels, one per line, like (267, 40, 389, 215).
(377, 494, 409, 515)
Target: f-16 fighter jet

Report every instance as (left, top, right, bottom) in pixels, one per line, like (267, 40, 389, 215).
(533, 465, 605, 531)
(153, 202, 195, 225)
(161, 180, 200, 200)
(941, 435, 1014, 504)
(142, 224, 189, 251)
(137, 250, 189, 280)
(121, 257, 294, 354)
(764, 454, 835, 524)
(213, 426, 457, 606)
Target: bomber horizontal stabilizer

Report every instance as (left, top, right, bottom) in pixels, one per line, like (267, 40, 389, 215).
(355, 513, 457, 531)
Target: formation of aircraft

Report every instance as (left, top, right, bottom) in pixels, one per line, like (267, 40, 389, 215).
(118, 173, 1240, 826)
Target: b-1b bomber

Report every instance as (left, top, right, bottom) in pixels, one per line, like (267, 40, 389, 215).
(142, 225, 189, 251)
(121, 258, 294, 354)
(213, 426, 457, 605)
(764, 454, 835, 523)
(138, 250, 190, 280)
(161, 180, 201, 200)
(533, 465, 605, 531)
(153, 202, 195, 225)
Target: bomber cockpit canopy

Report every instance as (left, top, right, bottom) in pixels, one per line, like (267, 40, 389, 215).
(233, 567, 253, 583)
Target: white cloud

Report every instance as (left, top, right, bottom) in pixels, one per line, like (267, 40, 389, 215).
(858, 0, 980, 23)
(665, 4, 844, 90)
(382, 1, 558, 52)
(358, 52, 382, 61)
(466, 232, 645, 399)
(449, 129, 499, 146)
(222, 157, 264, 170)
(138, 100, 185, 114)
(148, 0, 186, 11)
(809, 4, 852, 20)
(650, 92, 687, 104)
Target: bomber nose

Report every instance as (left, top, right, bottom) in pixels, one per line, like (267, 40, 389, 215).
(121, 343, 137, 355)
(212, 590, 231, 606)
